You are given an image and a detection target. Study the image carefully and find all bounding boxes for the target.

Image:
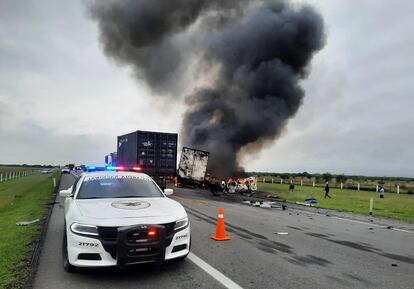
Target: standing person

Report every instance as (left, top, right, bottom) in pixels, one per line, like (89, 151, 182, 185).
(379, 186, 385, 198)
(324, 182, 331, 198)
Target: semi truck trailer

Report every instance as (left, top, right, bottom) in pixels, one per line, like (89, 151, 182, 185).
(117, 130, 178, 189)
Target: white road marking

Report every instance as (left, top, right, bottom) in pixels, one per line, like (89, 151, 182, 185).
(303, 209, 414, 234)
(188, 252, 244, 289)
(291, 208, 414, 234)
(390, 227, 414, 234)
(330, 216, 414, 234)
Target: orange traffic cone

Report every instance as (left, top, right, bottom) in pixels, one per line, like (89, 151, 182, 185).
(211, 208, 231, 241)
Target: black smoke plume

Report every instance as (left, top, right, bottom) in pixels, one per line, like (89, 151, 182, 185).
(89, 0, 326, 176)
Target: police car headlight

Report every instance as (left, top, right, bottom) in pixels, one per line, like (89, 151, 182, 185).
(70, 223, 99, 236)
(174, 217, 188, 231)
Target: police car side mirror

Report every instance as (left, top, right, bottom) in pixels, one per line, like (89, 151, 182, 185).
(164, 189, 173, 196)
(59, 186, 73, 198)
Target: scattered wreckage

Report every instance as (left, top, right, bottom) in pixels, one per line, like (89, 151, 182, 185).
(205, 176, 258, 196)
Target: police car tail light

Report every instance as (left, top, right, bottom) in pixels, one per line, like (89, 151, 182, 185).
(70, 223, 99, 236)
(148, 228, 157, 238)
(174, 217, 188, 231)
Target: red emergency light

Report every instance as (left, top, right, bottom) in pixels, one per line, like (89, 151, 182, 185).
(115, 166, 124, 171)
(132, 166, 142, 171)
(148, 228, 156, 238)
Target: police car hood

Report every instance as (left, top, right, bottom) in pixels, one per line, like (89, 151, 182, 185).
(75, 197, 183, 220)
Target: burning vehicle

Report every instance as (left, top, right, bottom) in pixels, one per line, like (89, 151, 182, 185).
(226, 177, 258, 194)
(204, 175, 258, 196)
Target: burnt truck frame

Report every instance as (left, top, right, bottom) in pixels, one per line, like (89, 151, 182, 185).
(177, 147, 209, 188)
(116, 130, 178, 189)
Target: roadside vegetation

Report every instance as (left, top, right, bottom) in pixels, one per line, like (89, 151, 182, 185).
(257, 182, 414, 223)
(0, 172, 58, 289)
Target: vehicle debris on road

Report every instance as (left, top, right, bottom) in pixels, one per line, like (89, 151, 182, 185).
(241, 200, 282, 209)
(305, 198, 318, 204)
(295, 201, 315, 207)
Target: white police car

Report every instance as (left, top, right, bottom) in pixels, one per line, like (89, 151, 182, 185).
(59, 170, 190, 271)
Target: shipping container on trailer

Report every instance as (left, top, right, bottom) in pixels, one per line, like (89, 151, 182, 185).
(117, 130, 178, 189)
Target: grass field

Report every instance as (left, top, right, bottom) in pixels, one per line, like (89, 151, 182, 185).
(0, 166, 41, 173)
(0, 172, 58, 289)
(257, 183, 414, 223)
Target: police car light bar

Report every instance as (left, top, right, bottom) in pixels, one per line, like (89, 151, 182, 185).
(106, 166, 125, 171)
(98, 166, 141, 172)
(86, 166, 107, 172)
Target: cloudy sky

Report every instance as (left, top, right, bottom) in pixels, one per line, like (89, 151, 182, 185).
(0, 0, 413, 177)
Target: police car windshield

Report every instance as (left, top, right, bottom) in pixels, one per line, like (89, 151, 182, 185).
(77, 176, 164, 199)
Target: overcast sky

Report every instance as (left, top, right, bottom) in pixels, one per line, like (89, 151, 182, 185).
(0, 0, 413, 177)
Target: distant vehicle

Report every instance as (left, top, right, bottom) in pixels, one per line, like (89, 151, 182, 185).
(59, 170, 190, 272)
(41, 169, 50, 174)
(177, 147, 209, 187)
(105, 152, 118, 167)
(117, 130, 178, 190)
(61, 168, 70, 174)
(66, 164, 75, 171)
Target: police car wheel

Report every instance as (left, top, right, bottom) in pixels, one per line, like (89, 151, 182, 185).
(62, 229, 76, 272)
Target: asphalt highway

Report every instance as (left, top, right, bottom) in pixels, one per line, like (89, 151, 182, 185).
(32, 174, 414, 289)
